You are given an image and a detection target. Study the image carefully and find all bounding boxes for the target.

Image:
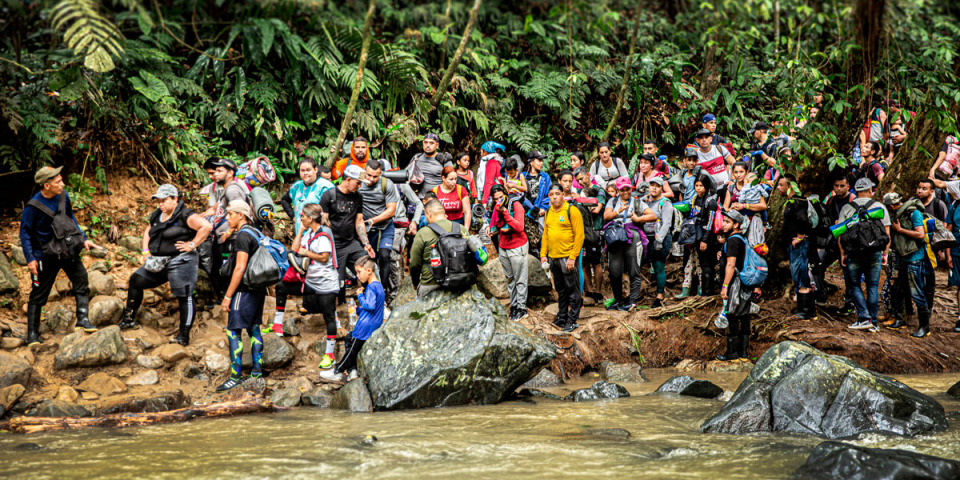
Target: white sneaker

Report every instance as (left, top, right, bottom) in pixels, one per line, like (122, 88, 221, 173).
(848, 320, 872, 330)
(347, 369, 359, 381)
(867, 325, 880, 333)
(319, 369, 343, 382)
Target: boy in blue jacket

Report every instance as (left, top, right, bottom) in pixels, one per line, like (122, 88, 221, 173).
(331, 257, 385, 381)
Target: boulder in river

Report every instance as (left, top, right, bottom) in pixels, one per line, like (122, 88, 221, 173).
(269, 387, 302, 407)
(330, 379, 373, 412)
(0, 351, 33, 388)
(522, 368, 562, 389)
(791, 441, 960, 480)
(947, 380, 960, 399)
(362, 287, 555, 410)
(701, 341, 947, 439)
(655, 375, 723, 399)
(565, 381, 630, 402)
(600, 362, 646, 384)
(301, 388, 333, 408)
(54, 325, 129, 369)
(27, 399, 92, 417)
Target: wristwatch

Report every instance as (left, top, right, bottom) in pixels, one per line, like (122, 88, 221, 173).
(188, 241, 195, 250)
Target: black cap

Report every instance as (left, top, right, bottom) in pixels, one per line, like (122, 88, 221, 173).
(212, 158, 237, 172)
(527, 150, 546, 160)
(639, 153, 656, 163)
(694, 128, 712, 137)
(748, 121, 770, 134)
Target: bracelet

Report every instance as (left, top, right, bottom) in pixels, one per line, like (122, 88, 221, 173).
(142, 249, 150, 254)
(722, 283, 729, 288)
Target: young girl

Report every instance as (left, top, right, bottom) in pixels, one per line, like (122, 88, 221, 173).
(723, 161, 749, 211)
(333, 257, 385, 381)
(455, 152, 478, 199)
(570, 151, 586, 190)
(500, 156, 528, 197)
(693, 175, 720, 296)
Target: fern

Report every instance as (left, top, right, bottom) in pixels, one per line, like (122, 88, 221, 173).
(50, 0, 125, 72)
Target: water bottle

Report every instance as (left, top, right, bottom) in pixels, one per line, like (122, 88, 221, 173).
(541, 261, 551, 280)
(429, 246, 442, 268)
(335, 311, 342, 330)
(347, 298, 357, 328)
(714, 299, 729, 329)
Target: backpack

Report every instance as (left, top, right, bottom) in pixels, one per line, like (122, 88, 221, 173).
(27, 193, 85, 260)
(725, 234, 768, 288)
(427, 222, 477, 289)
(936, 140, 960, 179)
(839, 200, 890, 255)
(807, 197, 832, 248)
(239, 226, 290, 289)
(568, 199, 602, 248)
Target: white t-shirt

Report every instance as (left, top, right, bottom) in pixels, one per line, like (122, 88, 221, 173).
(696, 145, 732, 187)
(303, 228, 339, 293)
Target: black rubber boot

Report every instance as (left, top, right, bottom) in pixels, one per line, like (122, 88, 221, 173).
(804, 292, 818, 320)
(25, 304, 42, 346)
(911, 310, 930, 338)
(118, 308, 140, 330)
(738, 335, 750, 361)
(792, 292, 810, 319)
(74, 295, 97, 332)
(954, 319, 960, 333)
(715, 336, 739, 361)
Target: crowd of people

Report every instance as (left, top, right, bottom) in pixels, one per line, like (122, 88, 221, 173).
(18, 102, 960, 388)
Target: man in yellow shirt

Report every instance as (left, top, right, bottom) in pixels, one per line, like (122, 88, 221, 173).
(540, 184, 584, 331)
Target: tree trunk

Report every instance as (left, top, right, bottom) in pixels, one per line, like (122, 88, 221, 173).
(0, 396, 281, 434)
(439, 0, 452, 70)
(328, 0, 378, 167)
(602, 8, 642, 143)
(846, 0, 886, 139)
(429, 0, 482, 110)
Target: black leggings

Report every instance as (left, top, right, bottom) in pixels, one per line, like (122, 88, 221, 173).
(335, 334, 365, 374)
(274, 281, 304, 313)
(607, 242, 640, 304)
(726, 315, 751, 336)
(697, 242, 719, 295)
(127, 272, 196, 327)
(303, 291, 338, 336)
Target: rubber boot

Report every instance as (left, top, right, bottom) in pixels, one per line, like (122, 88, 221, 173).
(74, 295, 97, 332)
(792, 293, 810, 320)
(911, 310, 930, 338)
(953, 319, 960, 333)
(738, 335, 750, 361)
(118, 308, 140, 330)
(715, 336, 739, 361)
(674, 287, 691, 300)
(172, 315, 190, 346)
(803, 293, 818, 320)
(25, 304, 42, 346)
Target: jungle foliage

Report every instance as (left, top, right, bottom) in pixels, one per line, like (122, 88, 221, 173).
(2, 0, 960, 190)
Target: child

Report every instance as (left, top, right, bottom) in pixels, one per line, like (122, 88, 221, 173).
(333, 257, 385, 381)
(455, 152, 478, 198)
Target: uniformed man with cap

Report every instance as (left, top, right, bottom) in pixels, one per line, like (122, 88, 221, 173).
(19, 166, 103, 345)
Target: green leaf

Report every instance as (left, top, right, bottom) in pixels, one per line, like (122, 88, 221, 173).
(130, 70, 169, 102)
(235, 67, 246, 112)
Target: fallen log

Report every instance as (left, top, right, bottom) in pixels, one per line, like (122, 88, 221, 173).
(0, 395, 283, 434)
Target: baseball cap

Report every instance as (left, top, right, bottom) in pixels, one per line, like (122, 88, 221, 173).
(748, 121, 770, 134)
(152, 184, 179, 199)
(684, 146, 698, 157)
(527, 150, 546, 160)
(344, 164, 366, 181)
(423, 133, 440, 142)
(212, 158, 238, 171)
(882, 192, 902, 205)
(854, 177, 875, 192)
(615, 176, 633, 190)
(702, 114, 717, 123)
(648, 176, 665, 187)
(722, 210, 745, 224)
(34, 166, 63, 185)
(227, 199, 254, 221)
(694, 128, 712, 138)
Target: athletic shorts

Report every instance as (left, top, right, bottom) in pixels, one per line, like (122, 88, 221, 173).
(227, 289, 266, 330)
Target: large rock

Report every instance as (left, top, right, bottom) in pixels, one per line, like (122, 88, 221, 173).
(0, 252, 18, 294)
(269, 387, 302, 407)
(0, 351, 33, 388)
(11, 245, 27, 266)
(100, 390, 189, 414)
(301, 387, 333, 407)
(526, 255, 552, 295)
(565, 381, 630, 402)
(601, 362, 647, 384)
(477, 260, 509, 299)
(89, 295, 124, 326)
(701, 341, 947, 439)
(119, 236, 142, 252)
(791, 441, 960, 480)
(54, 325, 129, 369)
(78, 372, 127, 396)
(947, 379, 960, 399)
(362, 287, 555, 410)
(390, 274, 416, 308)
(522, 368, 562, 389)
(0, 384, 26, 412)
(88, 271, 117, 296)
(41, 305, 74, 334)
(655, 375, 723, 399)
(27, 399, 92, 417)
(241, 334, 295, 370)
(330, 379, 374, 412)
(204, 351, 230, 373)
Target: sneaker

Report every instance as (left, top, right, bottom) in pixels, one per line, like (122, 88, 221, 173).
(562, 322, 579, 332)
(605, 300, 622, 311)
(216, 377, 243, 392)
(552, 315, 564, 327)
(848, 320, 872, 330)
(839, 304, 855, 316)
(261, 323, 284, 337)
(651, 299, 663, 309)
(318, 354, 335, 369)
(347, 370, 359, 381)
(516, 308, 529, 320)
(879, 317, 896, 327)
(867, 325, 880, 333)
(319, 369, 343, 382)
(617, 302, 636, 312)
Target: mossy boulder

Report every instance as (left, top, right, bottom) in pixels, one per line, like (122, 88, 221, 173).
(701, 341, 947, 439)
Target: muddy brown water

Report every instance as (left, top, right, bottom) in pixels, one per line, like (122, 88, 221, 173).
(2, 369, 960, 479)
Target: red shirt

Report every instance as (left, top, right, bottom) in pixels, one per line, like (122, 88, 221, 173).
(432, 184, 469, 221)
(491, 201, 527, 249)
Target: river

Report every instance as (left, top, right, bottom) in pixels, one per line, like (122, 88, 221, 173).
(2, 369, 959, 479)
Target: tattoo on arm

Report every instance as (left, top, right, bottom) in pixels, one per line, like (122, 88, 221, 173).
(356, 216, 369, 245)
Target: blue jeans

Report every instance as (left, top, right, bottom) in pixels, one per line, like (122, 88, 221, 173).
(788, 239, 811, 289)
(843, 251, 882, 322)
(894, 258, 929, 315)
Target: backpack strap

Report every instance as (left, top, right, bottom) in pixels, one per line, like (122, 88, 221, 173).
(427, 222, 460, 239)
(381, 177, 388, 196)
(27, 197, 57, 218)
(240, 225, 264, 243)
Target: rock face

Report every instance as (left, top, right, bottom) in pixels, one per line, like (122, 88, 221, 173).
(390, 275, 416, 308)
(330, 379, 374, 412)
(28, 399, 92, 417)
(655, 376, 724, 399)
(565, 381, 630, 402)
(0, 351, 33, 388)
(477, 260, 509, 298)
(363, 287, 555, 410)
(701, 341, 948, 439)
(0, 252, 18, 294)
(791, 441, 960, 480)
(89, 295, 124, 327)
(54, 325, 129, 369)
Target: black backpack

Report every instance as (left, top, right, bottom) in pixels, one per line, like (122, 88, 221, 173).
(427, 222, 477, 289)
(839, 199, 890, 255)
(569, 200, 602, 248)
(27, 194, 85, 260)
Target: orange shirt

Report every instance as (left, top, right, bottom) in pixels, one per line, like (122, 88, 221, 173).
(332, 156, 369, 181)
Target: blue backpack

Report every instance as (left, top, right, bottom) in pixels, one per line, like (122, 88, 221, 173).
(240, 226, 290, 288)
(724, 234, 768, 288)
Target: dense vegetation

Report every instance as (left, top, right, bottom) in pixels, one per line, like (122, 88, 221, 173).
(2, 0, 960, 193)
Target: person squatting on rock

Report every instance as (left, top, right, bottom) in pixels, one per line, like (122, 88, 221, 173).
(120, 184, 212, 347)
(408, 199, 470, 298)
(541, 183, 584, 332)
(716, 210, 753, 362)
(20, 166, 104, 345)
(332, 257, 385, 382)
(216, 200, 268, 392)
